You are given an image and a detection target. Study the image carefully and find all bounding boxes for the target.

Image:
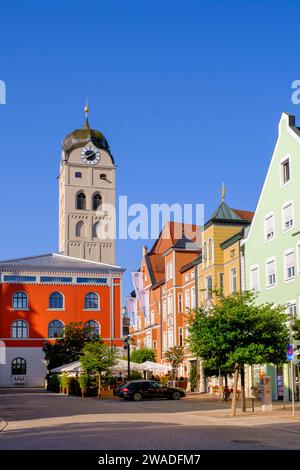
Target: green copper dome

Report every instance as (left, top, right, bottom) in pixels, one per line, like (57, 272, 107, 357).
(62, 117, 112, 157)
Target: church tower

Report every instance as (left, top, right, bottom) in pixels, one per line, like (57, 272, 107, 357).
(59, 104, 116, 265)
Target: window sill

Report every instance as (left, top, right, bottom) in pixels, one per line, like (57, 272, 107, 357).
(266, 284, 276, 289)
(282, 226, 294, 234)
(47, 308, 65, 311)
(11, 308, 29, 311)
(83, 308, 101, 311)
(285, 277, 295, 283)
(280, 180, 291, 189)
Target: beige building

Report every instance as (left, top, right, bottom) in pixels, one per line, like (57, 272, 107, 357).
(59, 105, 116, 265)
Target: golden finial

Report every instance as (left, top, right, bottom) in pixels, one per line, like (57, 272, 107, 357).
(84, 97, 90, 128)
(221, 182, 226, 202)
(84, 97, 89, 118)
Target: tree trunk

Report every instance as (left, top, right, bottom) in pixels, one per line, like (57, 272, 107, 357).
(98, 372, 101, 398)
(240, 365, 246, 412)
(224, 375, 229, 401)
(218, 371, 223, 400)
(231, 364, 240, 417)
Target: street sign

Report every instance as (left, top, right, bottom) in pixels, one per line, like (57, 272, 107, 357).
(287, 344, 294, 361)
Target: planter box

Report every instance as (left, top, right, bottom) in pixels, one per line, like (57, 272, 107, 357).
(99, 389, 114, 399)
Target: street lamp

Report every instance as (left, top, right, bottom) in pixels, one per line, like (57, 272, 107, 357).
(123, 334, 131, 381)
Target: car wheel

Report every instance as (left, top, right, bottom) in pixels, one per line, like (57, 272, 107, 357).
(132, 392, 142, 402)
(172, 391, 181, 400)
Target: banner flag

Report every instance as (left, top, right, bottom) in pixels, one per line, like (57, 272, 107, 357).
(127, 297, 137, 330)
(131, 272, 150, 321)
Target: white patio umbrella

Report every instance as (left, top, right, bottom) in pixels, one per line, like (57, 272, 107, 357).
(139, 361, 172, 373)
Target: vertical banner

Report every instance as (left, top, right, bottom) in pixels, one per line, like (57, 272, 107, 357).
(131, 272, 150, 321)
(127, 297, 137, 330)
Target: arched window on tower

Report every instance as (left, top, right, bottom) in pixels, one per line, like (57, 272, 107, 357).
(93, 193, 102, 211)
(75, 221, 86, 238)
(208, 238, 213, 261)
(92, 221, 101, 238)
(76, 192, 86, 210)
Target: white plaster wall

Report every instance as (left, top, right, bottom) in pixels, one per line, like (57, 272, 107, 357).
(0, 347, 47, 387)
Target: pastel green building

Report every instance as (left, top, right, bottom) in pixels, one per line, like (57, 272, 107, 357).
(243, 112, 300, 401)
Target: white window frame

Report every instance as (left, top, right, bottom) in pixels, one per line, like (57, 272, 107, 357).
(282, 200, 294, 233)
(279, 155, 291, 187)
(150, 310, 155, 324)
(206, 275, 213, 299)
(167, 294, 173, 316)
(265, 257, 276, 289)
(264, 212, 275, 242)
(250, 264, 260, 291)
(163, 332, 167, 351)
(297, 242, 300, 275)
(185, 289, 190, 310)
(162, 300, 167, 321)
(284, 248, 296, 282)
(168, 328, 173, 348)
(230, 268, 237, 293)
(286, 300, 297, 322)
(191, 287, 196, 309)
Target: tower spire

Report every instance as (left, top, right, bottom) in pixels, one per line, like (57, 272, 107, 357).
(221, 182, 226, 202)
(84, 97, 90, 128)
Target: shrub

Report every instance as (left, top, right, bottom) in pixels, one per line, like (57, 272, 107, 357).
(78, 374, 91, 397)
(48, 374, 60, 393)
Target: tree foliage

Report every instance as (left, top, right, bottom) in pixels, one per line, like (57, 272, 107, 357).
(164, 346, 184, 369)
(164, 346, 184, 380)
(188, 291, 291, 415)
(188, 291, 290, 368)
(130, 348, 156, 364)
(80, 341, 118, 397)
(43, 322, 100, 370)
(80, 341, 118, 374)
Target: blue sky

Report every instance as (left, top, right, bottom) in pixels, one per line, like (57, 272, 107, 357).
(0, 0, 300, 298)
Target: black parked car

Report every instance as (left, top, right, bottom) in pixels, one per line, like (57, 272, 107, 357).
(118, 380, 186, 401)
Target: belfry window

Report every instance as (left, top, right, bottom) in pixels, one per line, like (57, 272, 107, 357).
(93, 194, 102, 211)
(76, 192, 86, 210)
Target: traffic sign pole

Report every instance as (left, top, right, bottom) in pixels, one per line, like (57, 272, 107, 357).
(291, 361, 295, 417)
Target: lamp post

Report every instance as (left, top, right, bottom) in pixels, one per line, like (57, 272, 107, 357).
(124, 334, 131, 381)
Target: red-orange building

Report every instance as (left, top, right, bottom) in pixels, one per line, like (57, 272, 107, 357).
(129, 221, 201, 385)
(0, 253, 124, 387)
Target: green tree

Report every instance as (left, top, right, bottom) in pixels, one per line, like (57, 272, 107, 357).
(80, 341, 118, 397)
(189, 363, 197, 392)
(43, 322, 99, 370)
(130, 348, 156, 364)
(164, 346, 184, 381)
(188, 291, 290, 416)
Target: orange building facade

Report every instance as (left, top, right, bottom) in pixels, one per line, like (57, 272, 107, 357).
(0, 253, 124, 387)
(129, 222, 201, 387)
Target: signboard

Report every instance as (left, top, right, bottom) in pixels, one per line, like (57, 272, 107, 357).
(287, 344, 294, 361)
(12, 375, 26, 387)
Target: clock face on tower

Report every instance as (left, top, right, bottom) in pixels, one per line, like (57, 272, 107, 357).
(80, 146, 100, 165)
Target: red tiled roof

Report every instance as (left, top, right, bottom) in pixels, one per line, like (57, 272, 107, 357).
(232, 208, 254, 222)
